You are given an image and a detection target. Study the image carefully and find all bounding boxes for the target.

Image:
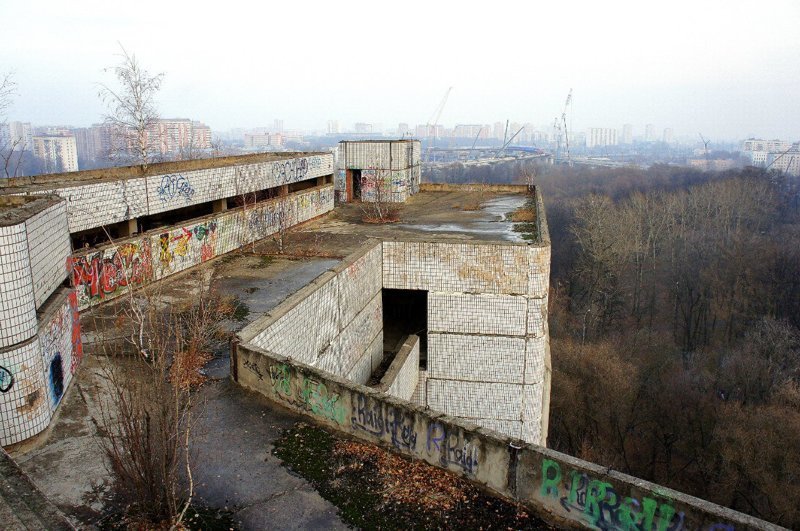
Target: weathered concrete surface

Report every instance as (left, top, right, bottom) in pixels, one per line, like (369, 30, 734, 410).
(234, 343, 787, 531)
(0, 449, 73, 530)
(9, 253, 347, 529)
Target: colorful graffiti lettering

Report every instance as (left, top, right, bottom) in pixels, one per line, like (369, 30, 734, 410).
(540, 459, 685, 531)
(0, 366, 13, 393)
(71, 241, 153, 304)
(268, 363, 290, 396)
(426, 423, 479, 474)
(351, 394, 418, 450)
(299, 377, 346, 424)
(271, 158, 309, 184)
(157, 174, 195, 203)
(68, 291, 83, 374)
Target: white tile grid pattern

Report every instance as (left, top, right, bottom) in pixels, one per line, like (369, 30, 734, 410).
(426, 379, 522, 421)
(427, 333, 526, 384)
(386, 337, 420, 401)
(0, 339, 50, 446)
(382, 241, 530, 295)
(428, 292, 527, 336)
(26, 201, 71, 308)
(0, 223, 37, 348)
(410, 369, 427, 407)
(316, 293, 382, 377)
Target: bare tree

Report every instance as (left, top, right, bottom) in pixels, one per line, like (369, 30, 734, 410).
(98, 46, 164, 169)
(0, 72, 26, 178)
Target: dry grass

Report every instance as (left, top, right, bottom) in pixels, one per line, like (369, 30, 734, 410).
(510, 208, 536, 222)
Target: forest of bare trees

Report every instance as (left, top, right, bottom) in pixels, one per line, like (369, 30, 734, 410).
(515, 164, 800, 528)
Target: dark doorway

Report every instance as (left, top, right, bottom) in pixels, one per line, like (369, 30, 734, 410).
(352, 169, 362, 200)
(382, 288, 428, 367)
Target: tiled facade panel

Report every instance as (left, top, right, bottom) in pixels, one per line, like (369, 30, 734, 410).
(359, 169, 411, 203)
(70, 186, 334, 309)
(428, 292, 527, 336)
(346, 333, 382, 386)
(526, 295, 548, 337)
(410, 369, 427, 407)
(528, 246, 550, 298)
(317, 292, 382, 378)
(471, 418, 523, 440)
(521, 382, 544, 443)
(337, 244, 382, 327)
(52, 179, 148, 234)
(251, 277, 340, 364)
(147, 155, 332, 216)
(385, 338, 420, 401)
(524, 336, 547, 384)
(382, 241, 530, 295)
(426, 379, 522, 421)
(0, 223, 37, 348)
(0, 290, 81, 446)
(0, 339, 50, 446)
(26, 202, 72, 308)
(427, 333, 526, 384)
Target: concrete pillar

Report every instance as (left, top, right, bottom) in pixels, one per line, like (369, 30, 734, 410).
(280, 185, 289, 197)
(120, 218, 138, 237)
(317, 176, 326, 186)
(213, 198, 228, 213)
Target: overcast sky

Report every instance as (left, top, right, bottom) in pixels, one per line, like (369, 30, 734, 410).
(1, 0, 798, 141)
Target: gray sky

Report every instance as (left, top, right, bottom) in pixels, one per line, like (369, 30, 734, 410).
(1, 0, 799, 141)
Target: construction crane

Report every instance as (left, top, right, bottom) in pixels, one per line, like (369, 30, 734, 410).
(561, 89, 573, 165)
(699, 133, 711, 171)
(467, 126, 483, 160)
(495, 126, 525, 158)
(425, 87, 452, 163)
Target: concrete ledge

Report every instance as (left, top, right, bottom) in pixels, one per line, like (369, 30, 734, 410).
(420, 183, 529, 194)
(233, 341, 786, 531)
(375, 334, 419, 399)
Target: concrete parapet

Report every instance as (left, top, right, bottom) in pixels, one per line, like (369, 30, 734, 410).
(233, 342, 785, 531)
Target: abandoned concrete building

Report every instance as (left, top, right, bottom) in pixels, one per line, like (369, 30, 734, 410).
(0, 146, 780, 530)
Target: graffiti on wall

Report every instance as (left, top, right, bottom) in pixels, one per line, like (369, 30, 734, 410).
(71, 241, 153, 306)
(68, 291, 83, 374)
(351, 393, 418, 451)
(426, 422, 480, 474)
(157, 174, 196, 203)
(0, 366, 13, 393)
(272, 158, 309, 185)
(158, 219, 219, 270)
(540, 459, 686, 531)
(49, 353, 64, 406)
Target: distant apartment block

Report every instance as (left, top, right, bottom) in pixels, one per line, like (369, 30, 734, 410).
(32, 134, 79, 173)
(644, 123, 655, 142)
(586, 127, 618, 148)
(150, 119, 212, 153)
(662, 127, 674, 143)
(4, 121, 33, 151)
(244, 132, 283, 149)
(741, 138, 800, 175)
(622, 123, 633, 144)
(327, 120, 340, 134)
(354, 122, 373, 134)
(454, 124, 488, 139)
(72, 125, 108, 162)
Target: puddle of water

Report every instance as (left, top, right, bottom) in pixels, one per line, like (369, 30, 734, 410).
(397, 195, 527, 242)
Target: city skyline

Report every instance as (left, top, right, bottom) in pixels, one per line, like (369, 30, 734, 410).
(1, 1, 799, 141)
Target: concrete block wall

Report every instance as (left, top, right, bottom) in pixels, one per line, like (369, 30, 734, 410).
(383, 240, 550, 445)
(241, 241, 383, 385)
(69, 185, 334, 309)
(336, 141, 421, 203)
(234, 344, 782, 531)
(21, 154, 333, 234)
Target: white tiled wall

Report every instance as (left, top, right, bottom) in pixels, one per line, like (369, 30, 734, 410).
(26, 201, 72, 308)
(0, 223, 38, 348)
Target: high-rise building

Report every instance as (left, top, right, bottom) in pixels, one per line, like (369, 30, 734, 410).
(622, 124, 633, 144)
(327, 120, 339, 134)
(644, 124, 655, 142)
(454, 124, 485, 139)
(397, 123, 410, 136)
(147, 119, 211, 154)
(273, 119, 284, 133)
(5, 121, 33, 151)
(662, 128, 674, 144)
(354, 122, 373, 134)
(32, 135, 79, 173)
(586, 128, 618, 148)
(493, 121, 506, 140)
(72, 126, 106, 162)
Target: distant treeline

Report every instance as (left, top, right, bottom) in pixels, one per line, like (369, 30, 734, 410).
(452, 162, 800, 528)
